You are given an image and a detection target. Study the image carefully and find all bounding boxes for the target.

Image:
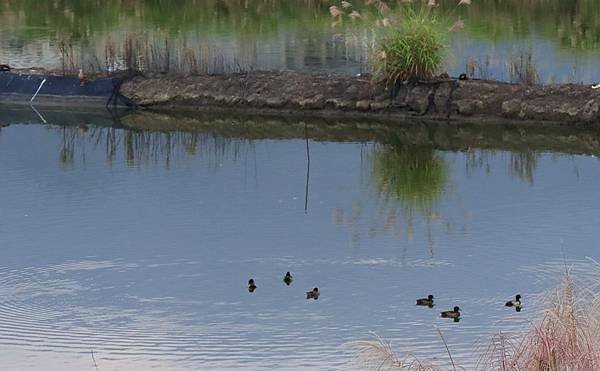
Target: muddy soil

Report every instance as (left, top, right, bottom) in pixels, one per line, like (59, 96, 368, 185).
(121, 70, 600, 124)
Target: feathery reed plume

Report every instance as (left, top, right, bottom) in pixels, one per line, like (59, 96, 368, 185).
(367, 0, 391, 15)
(476, 332, 520, 370)
(512, 272, 599, 370)
(478, 267, 600, 370)
(448, 20, 465, 32)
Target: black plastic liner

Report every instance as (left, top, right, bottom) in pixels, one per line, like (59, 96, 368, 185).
(0, 71, 121, 96)
(0, 71, 138, 108)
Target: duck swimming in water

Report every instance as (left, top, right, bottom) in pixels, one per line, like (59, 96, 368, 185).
(441, 306, 461, 319)
(283, 272, 293, 286)
(306, 287, 319, 300)
(0, 64, 10, 72)
(248, 278, 257, 293)
(416, 295, 434, 307)
(505, 294, 522, 310)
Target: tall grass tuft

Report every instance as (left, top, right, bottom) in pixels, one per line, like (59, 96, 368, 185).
(58, 33, 253, 76)
(371, 8, 445, 83)
(346, 335, 443, 370)
(508, 49, 539, 85)
(348, 262, 600, 370)
(477, 265, 600, 370)
(509, 272, 599, 370)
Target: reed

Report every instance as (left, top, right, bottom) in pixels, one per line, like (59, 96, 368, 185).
(508, 49, 539, 85)
(504, 271, 599, 370)
(59, 33, 254, 76)
(346, 335, 442, 370)
(57, 34, 76, 75)
(330, 0, 471, 84)
(348, 263, 600, 370)
(371, 7, 446, 83)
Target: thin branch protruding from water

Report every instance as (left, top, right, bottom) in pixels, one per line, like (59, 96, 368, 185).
(304, 122, 311, 214)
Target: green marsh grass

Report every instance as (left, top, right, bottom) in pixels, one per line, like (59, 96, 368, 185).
(371, 8, 446, 83)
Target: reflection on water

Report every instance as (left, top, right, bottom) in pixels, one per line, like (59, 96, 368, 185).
(1, 107, 600, 369)
(53, 124, 256, 169)
(2, 0, 600, 81)
(370, 143, 448, 216)
(465, 149, 541, 185)
(336, 142, 452, 255)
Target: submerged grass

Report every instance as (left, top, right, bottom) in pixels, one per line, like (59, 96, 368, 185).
(348, 262, 600, 370)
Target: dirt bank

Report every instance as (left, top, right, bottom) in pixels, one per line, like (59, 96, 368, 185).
(121, 70, 600, 124)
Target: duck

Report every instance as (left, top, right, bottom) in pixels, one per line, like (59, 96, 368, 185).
(248, 278, 257, 293)
(440, 306, 461, 319)
(306, 287, 319, 300)
(283, 272, 293, 286)
(0, 64, 10, 72)
(458, 73, 468, 81)
(505, 294, 522, 309)
(416, 294, 435, 307)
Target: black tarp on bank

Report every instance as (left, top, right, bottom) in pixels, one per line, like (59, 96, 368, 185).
(0, 71, 121, 97)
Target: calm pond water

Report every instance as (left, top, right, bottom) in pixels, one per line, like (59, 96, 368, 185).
(1, 105, 599, 370)
(1, 0, 600, 83)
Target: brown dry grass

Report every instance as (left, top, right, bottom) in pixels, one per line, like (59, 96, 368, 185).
(348, 261, 600, 370)
(346, 335, 443, 370)
(498, 265, 600, 370)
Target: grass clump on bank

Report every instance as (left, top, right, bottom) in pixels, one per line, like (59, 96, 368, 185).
(330, 0, 470, 83)
(371, 8, 446, 83)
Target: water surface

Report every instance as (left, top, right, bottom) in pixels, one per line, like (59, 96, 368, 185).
(1, 107, 599, 369)
(1, 0, 600, 82)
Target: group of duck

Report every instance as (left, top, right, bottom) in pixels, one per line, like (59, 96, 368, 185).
(248, 272, 320, 300)
(416, 294, 522, 322)
(248, 272, 522, 317)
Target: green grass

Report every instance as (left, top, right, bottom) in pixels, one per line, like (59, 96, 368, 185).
(371, 8, 446, 83)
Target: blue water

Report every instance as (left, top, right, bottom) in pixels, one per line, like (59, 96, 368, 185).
(0, 109, 599, 370)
